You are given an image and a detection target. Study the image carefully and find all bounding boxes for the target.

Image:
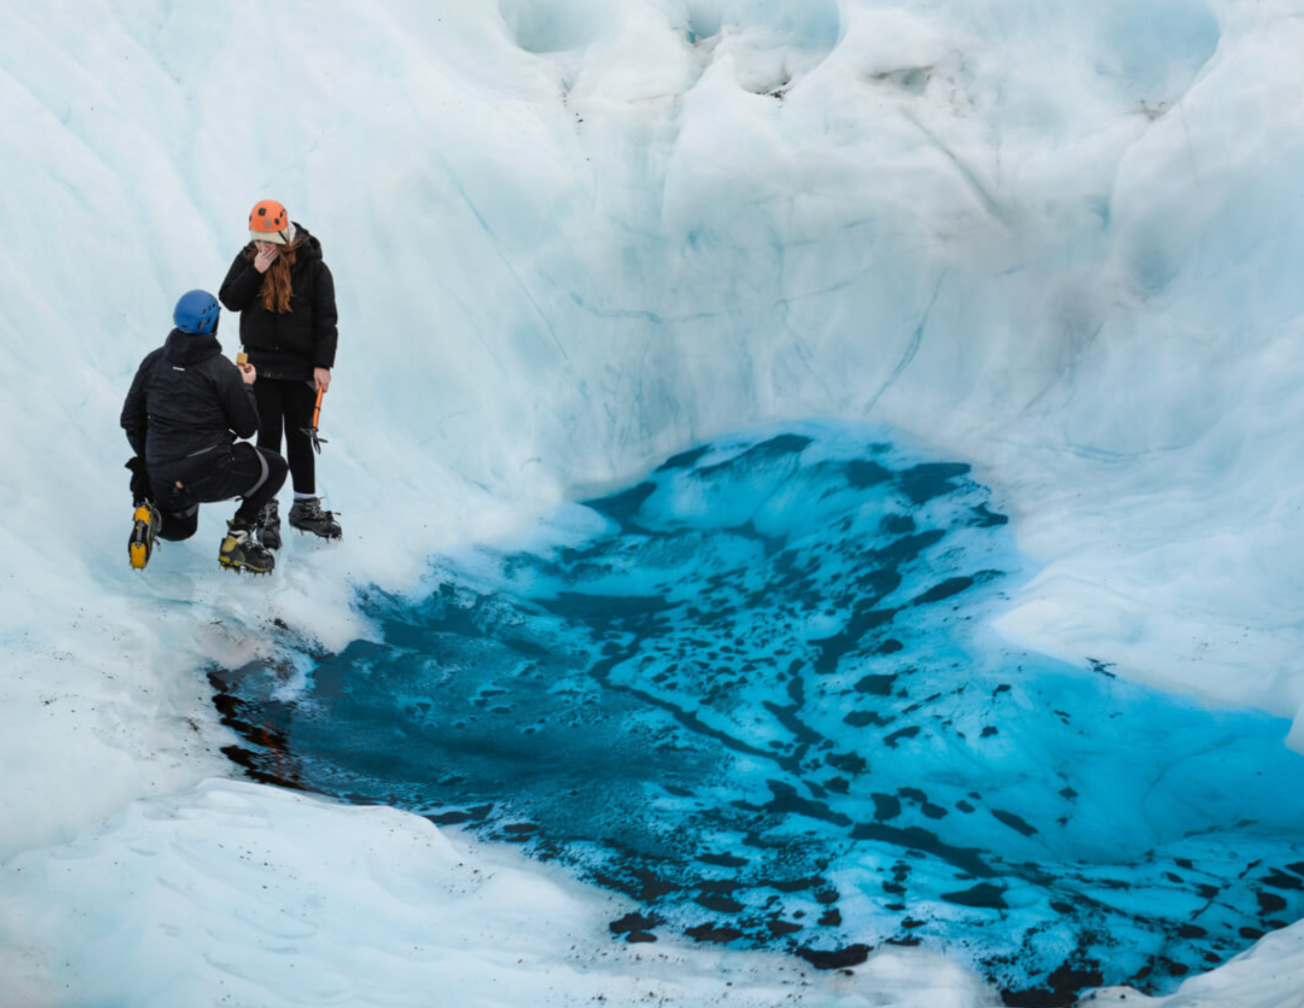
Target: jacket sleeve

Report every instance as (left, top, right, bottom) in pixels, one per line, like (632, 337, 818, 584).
(219, 249, 263, 312)
(217, 359, 261, 440)
(120, 350, 160, 457)
(311, 261, 339, 369)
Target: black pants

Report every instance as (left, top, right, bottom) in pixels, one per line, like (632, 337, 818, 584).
(146, 444, 288, 541)
(254, 379, 317, 495)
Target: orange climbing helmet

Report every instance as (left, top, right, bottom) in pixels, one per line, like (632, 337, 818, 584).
(248, 199, 291, 244)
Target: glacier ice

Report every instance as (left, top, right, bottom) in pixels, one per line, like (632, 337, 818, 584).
(2, 0, 1304, 1005)
(210, 424, 1304, 1002)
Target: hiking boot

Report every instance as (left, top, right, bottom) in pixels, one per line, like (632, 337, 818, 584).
(129, 502, 161, 570)
(287, 496, 341, 540)
(218, 520, 276, 574)
(256, 499, 282, 550)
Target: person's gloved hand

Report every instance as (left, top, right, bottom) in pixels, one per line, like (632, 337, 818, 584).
(125, 456, 152, 505)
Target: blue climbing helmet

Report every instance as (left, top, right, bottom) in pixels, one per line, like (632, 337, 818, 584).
(173, 289, 221, 335)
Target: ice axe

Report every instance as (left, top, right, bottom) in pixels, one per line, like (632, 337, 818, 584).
(303, 382, 329, 454)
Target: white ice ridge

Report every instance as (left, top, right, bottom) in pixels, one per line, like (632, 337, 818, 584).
(0, 0, 1302, 1005)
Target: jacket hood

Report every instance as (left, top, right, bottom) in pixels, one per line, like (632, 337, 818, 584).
(163, 329, 223, 365)
(293, 223, 323, 261)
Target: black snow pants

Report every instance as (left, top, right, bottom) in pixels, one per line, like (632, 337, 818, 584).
(254, 379, 318, 495)
(143, 443, 288, 541)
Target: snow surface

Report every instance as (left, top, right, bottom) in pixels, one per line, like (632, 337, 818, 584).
(1, 0, 1303, 1005)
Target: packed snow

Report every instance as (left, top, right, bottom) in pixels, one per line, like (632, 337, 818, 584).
(1, 0, 1303, 1006)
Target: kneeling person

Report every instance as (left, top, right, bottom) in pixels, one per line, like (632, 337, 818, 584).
(121, 290, 288, 573)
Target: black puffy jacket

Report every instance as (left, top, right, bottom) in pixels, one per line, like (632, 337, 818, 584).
(218, 224, 338, 381)
(121, 330, 260, 475)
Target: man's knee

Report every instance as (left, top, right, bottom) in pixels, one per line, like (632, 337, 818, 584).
(158, 506, 199, 541)
(260, 448, 289, 493)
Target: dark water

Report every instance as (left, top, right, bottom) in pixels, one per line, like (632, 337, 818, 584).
(211, 423, 1304, 1006)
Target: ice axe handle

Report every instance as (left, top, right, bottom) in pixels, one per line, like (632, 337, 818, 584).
(303, 384, 328, 454)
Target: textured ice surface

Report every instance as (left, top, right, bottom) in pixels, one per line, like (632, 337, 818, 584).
(4, 0, 1304, 1005)
(214, 425, 1304, 1004)
(3, 778, 996, 1008)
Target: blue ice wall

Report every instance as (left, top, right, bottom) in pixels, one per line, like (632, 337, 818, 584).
(213, 423, 1304, 1005)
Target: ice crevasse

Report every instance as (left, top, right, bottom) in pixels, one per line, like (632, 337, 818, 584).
(1, 1, 1303, 1006)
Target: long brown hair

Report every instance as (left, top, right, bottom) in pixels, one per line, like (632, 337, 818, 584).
(249, 236, 303, 314)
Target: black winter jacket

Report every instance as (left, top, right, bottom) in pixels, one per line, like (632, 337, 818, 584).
(218, 224, 338, 381)
(121, 330, 260, 475)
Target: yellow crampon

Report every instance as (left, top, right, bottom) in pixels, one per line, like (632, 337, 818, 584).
(129, 504, 159, 570)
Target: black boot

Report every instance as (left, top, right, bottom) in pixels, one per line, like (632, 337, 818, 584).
(287, 496, 341, 540)
(219, 519, 276, 574)
(129, 502, 161, 570)
(257, 499, 282, 550)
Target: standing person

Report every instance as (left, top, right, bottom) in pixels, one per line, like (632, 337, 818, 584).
(219, 199, 341, 548)
(121, 290, 287, 574)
